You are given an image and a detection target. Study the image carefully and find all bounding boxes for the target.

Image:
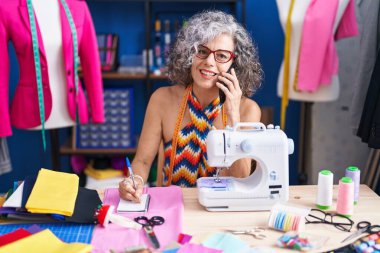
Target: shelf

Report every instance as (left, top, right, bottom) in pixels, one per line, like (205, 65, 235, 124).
(60, 138, 137, 155)
(149, 73, 168, 79)
(102, 72, 167, 80)
(79, 72, 167, 80)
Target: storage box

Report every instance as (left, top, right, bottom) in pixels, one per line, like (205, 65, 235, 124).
(74, 88, 135, 149)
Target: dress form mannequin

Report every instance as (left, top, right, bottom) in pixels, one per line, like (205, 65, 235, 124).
(276, 0, 350, 102)
(31, 0, 75, 130)
(276, 0, 353, 184)
(0, 0, 104, 165)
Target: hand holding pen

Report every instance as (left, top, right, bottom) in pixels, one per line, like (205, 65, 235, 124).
(119, 157, 144, 203)
(126, 157, 137, 189)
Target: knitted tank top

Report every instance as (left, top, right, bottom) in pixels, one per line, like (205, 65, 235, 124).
(162, 85, 227, 187)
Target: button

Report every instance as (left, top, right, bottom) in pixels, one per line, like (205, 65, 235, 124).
(270, 171, 277, 180)
(67, 70, 71, 76)
(267, 124, 274, 129)
(270, 194, 280, 199)
(69, 88, 74, 92)
(240, 139, 253, 153)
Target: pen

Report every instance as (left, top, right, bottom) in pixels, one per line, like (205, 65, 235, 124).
(125, 157, 137, 190)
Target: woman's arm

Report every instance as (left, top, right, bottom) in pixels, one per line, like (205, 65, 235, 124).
(219, 99, 261, 177)
(130, 89, 164, 183)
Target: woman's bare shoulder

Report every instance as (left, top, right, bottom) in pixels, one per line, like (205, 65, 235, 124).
(150, 85, 186, 106)
(240, 97, 261, 122)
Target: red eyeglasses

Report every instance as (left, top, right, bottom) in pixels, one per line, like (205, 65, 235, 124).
(195, 45, 236, 63)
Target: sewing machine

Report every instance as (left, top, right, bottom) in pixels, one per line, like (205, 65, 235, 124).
(197, 122, 294, 211)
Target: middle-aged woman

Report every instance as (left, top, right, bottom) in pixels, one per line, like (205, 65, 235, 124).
(119, 10, 263, 202)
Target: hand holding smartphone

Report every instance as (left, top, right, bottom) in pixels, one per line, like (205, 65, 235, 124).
(219, 63, 235, 104)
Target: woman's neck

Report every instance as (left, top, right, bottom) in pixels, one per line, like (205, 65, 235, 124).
(191, 84, 219, 108)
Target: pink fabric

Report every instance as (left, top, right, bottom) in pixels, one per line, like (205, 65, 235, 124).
(177, 243, 222, 253)
(0, 0, 104, 137)
(297, 0, 359, 92)
(91, 186, 184, 253)
(335, 0, 359, 40)
(178, 233, 192, 244)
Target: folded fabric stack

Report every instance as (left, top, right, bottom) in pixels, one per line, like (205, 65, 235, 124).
(0, 168, 102, 224)
(84, 165, 123, 180)
(26, 168, 79, 216)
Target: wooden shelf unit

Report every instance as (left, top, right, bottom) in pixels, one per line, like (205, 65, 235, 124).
(79, 72, 168, 80)
(60, 137, 137, 155)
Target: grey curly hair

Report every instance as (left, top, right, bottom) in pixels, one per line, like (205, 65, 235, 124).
(167, 10, 263, 97)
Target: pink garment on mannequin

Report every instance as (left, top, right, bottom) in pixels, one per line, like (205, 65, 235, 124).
(297, 0, 358, 92)
(0, 0, 104, 137)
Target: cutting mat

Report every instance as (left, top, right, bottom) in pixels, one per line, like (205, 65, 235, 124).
(0, 223, 95, 243)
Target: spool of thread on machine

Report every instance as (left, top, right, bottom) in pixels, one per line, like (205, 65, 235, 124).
(316, 170, 333, 210)
(345, 166, 360, 205)
(336, 177, 354, 217)
(268, 203, 310, 232)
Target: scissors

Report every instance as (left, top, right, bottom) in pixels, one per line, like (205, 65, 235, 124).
(226, 227, 266, 239)
(341, 221, 380, 243)
(134, 216, 165, 249)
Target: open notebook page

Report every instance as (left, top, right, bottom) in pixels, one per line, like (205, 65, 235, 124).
(117, 194, 150, 212)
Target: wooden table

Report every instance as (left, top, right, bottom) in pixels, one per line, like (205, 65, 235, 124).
(181, 185, 380, 252)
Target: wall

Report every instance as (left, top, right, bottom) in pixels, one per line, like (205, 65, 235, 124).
(0, 0, 301, 192)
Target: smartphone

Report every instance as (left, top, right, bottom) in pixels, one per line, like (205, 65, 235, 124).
(219, 63, 236, 104)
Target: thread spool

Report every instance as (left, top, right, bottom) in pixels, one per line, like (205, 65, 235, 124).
(268, 203, 310, 232)
(345, 166, 360, 205)
(316, 170, 333, 210)
(336, 177, 354, 217)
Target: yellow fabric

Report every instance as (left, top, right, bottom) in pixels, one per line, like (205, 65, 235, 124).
(26, 168, 79, 216)
(281, 0, 296, 130)
(0, 196, 5, 207)
(0, 229, 92, 253)
(84, 166, 123, 180)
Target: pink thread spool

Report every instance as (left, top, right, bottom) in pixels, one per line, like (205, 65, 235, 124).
(336, 177, 354, 218)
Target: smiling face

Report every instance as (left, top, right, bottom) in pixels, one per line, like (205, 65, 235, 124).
(191, 34, 235, 91)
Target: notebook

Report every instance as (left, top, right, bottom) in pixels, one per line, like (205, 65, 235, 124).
(117, 194, 150, 212)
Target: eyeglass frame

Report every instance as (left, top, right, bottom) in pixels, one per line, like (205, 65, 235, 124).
(195, 44, 236, 63)
(305, 208, 354, 232)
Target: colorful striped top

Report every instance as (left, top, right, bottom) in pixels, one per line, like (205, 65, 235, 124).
(162, 87, 226, 187)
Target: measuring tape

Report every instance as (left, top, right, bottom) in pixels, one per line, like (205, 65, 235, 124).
(26, 0, 79, 150)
